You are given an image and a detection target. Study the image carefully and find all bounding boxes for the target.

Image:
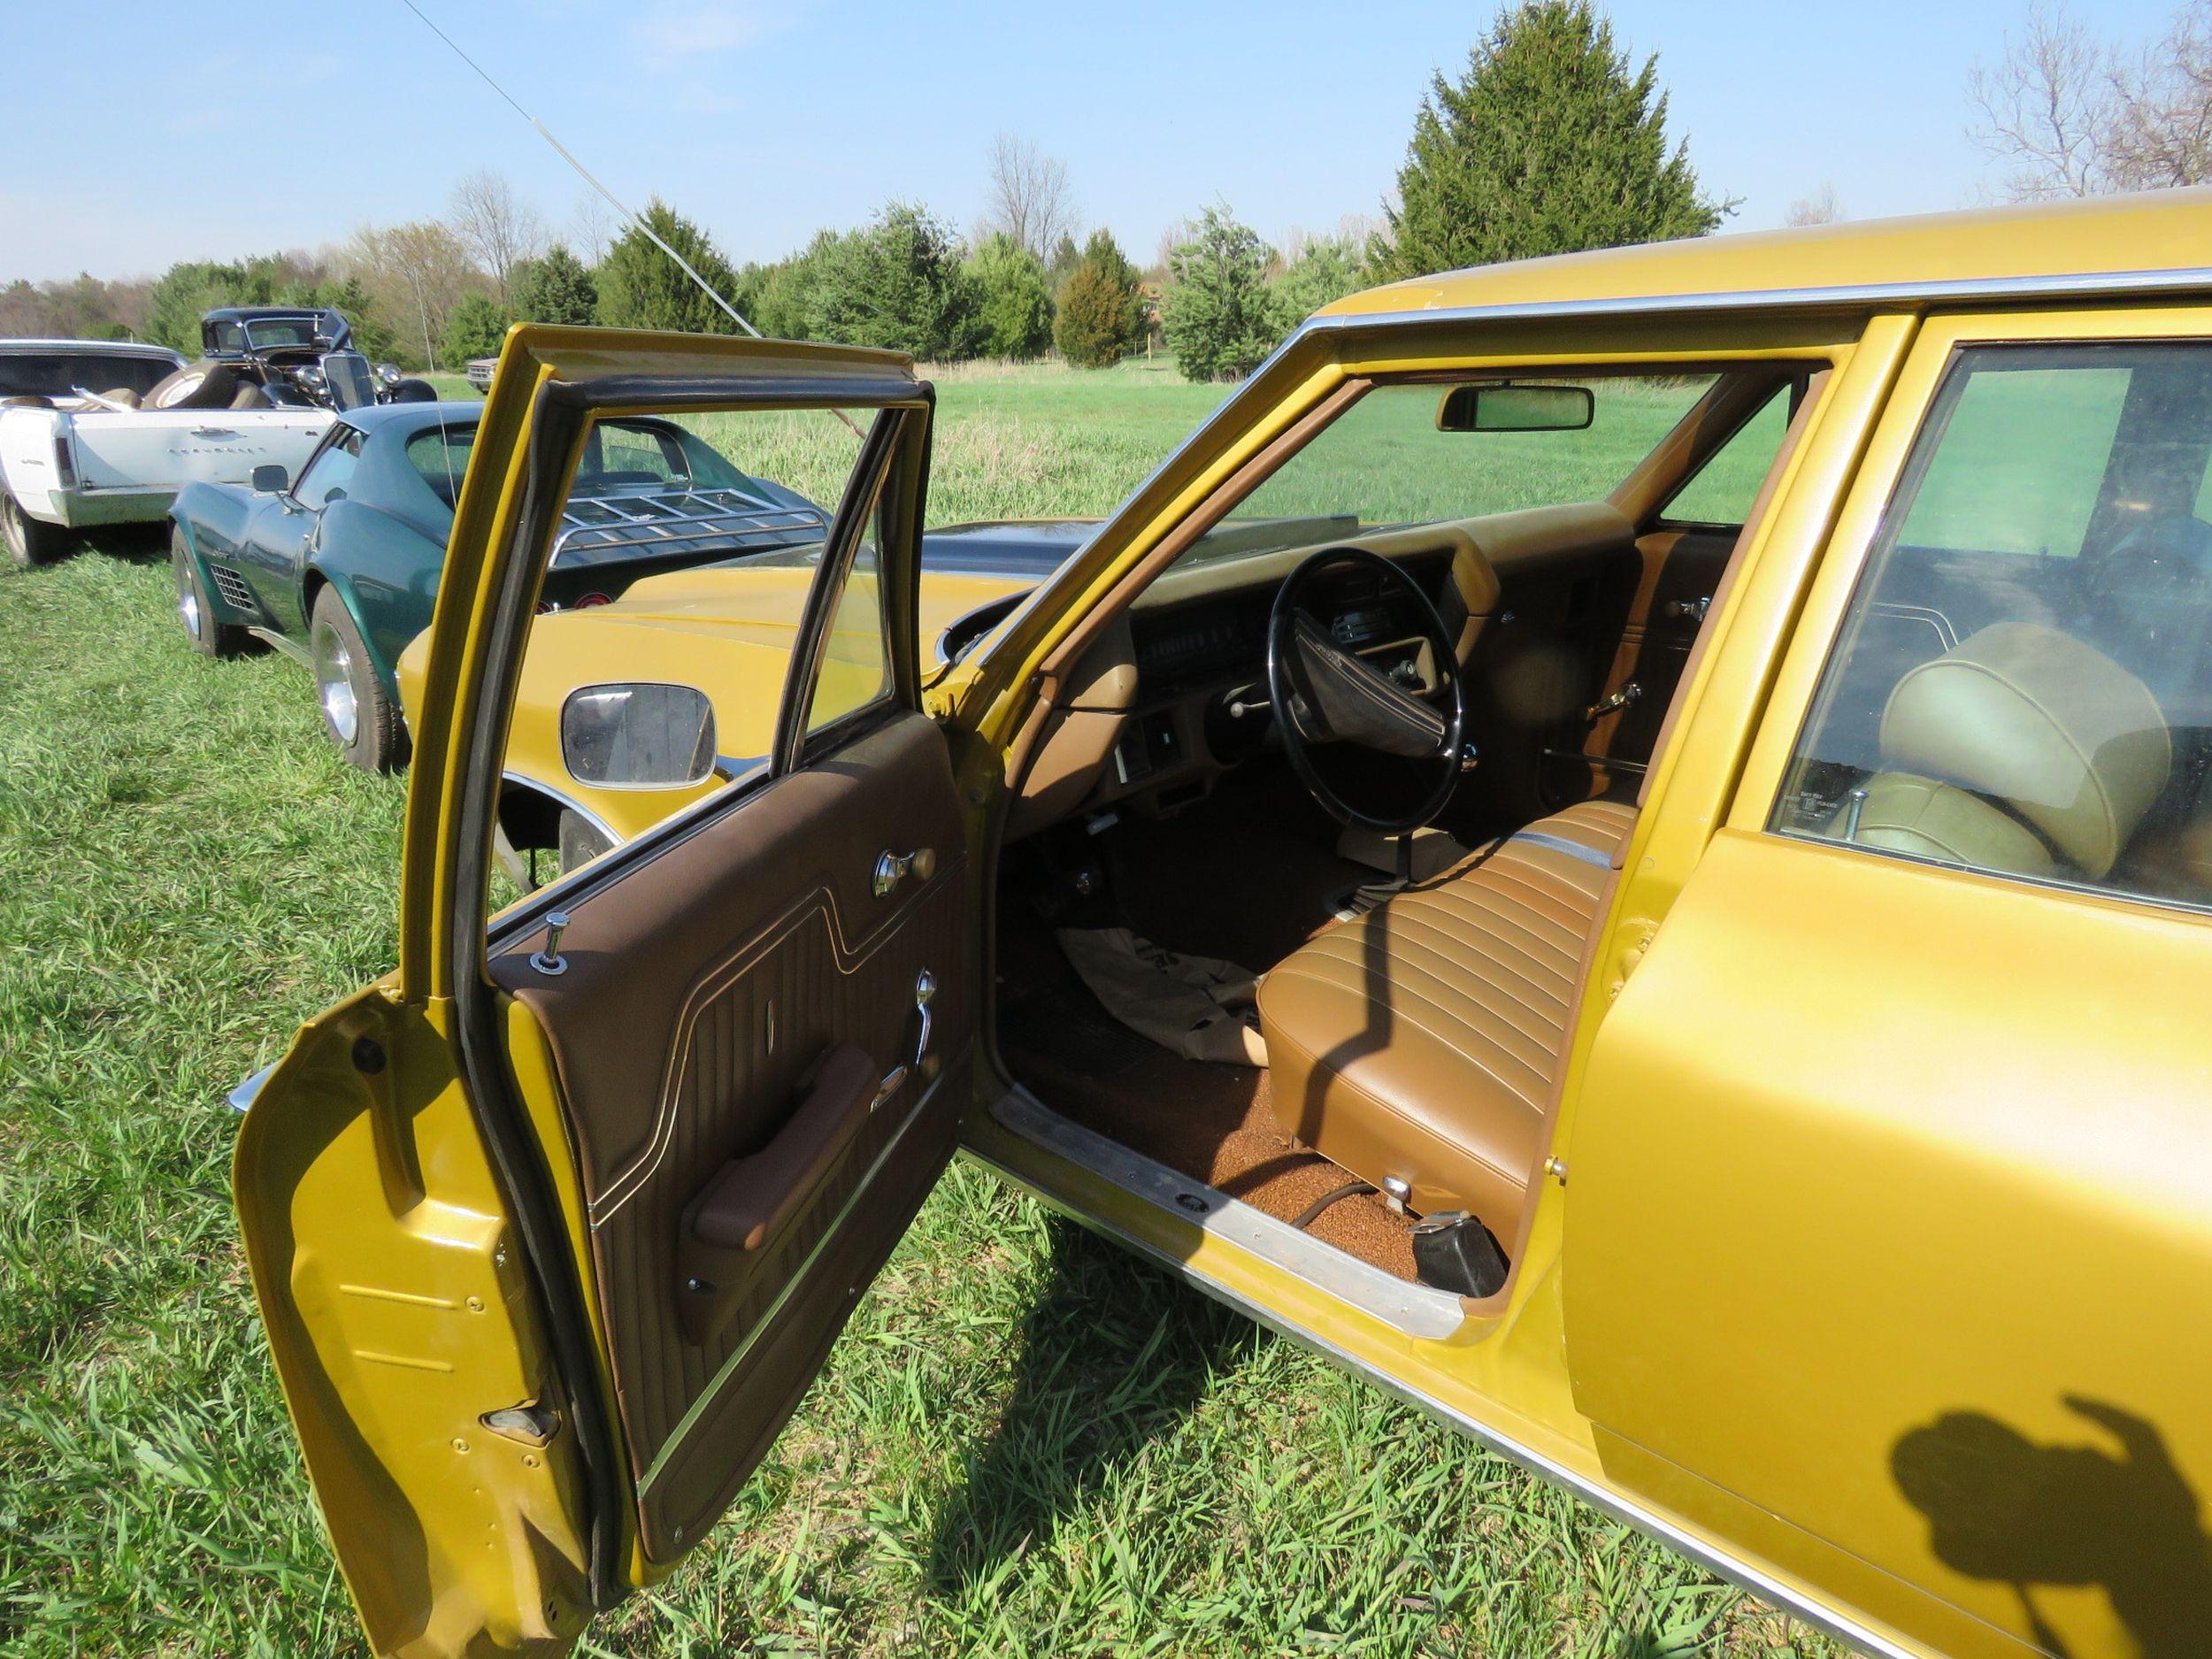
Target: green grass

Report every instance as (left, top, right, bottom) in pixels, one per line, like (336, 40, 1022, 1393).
(0, 361, 1841, 1658)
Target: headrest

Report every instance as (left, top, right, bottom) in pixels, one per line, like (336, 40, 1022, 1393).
(1878, 621, 2170, 877)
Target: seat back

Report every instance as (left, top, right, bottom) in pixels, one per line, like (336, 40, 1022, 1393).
(1854, 622, 2170, 879)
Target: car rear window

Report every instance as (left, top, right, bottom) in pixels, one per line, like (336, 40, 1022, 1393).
(405, 424, 480, 508)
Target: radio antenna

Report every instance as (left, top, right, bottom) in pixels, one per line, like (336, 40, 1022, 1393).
(396, 0, 761, 338)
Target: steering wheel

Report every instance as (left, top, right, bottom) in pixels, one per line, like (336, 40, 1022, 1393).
(1264, 545, 1467, 834)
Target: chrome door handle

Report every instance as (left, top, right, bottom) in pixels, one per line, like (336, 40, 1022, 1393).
(190, 426, 238, 439)
(872, 969, 937, 1109)
(872, 846, 936, 898)
(1663, 595, 1711, 622)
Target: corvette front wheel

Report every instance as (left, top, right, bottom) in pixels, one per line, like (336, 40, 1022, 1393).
(310, 588, 406, 772)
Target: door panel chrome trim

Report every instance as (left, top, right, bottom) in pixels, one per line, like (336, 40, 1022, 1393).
(988, 1086, 1465, 1340)
(964, 1110, 1919, 1659)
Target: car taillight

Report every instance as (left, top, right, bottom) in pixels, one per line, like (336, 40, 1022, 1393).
(52, 432, 77, 489)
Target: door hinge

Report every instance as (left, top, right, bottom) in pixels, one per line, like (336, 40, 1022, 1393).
(481, 1401, 562, 1448)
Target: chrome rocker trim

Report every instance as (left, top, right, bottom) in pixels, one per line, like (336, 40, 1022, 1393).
(972, 1085, 1917, 1659)
(988, 1086, 1465, 1340)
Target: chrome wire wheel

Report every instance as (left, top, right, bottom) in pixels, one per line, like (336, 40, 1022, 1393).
(175, 553, 204, 641)
(312, 618, 360, 746)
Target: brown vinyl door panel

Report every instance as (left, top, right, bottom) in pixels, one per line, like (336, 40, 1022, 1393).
(1575, 527, 1737, 782)
(495, 711, 970, 1557)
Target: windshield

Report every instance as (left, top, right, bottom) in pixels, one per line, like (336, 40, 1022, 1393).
(207, 317, 325, 352)
(1185, 374, 1721, 566)
(0, 352, 175, 399)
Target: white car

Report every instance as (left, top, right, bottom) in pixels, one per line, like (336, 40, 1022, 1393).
(0, 337, 333, 565)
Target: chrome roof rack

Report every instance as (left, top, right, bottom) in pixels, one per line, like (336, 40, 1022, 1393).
(550, 486, 827, 569)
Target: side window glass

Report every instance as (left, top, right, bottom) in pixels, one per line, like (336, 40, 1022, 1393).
(485, 405, 893, 902)
(296, 428, 364, 508)
(1775, 342, 2212, 910)
(1661, 384, 1792, 527)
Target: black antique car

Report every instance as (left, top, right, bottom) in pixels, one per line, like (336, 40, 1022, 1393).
(139, 308, 436, 412)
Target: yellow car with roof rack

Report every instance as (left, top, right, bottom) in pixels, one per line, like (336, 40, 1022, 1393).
(234, 190, 2212, 1659)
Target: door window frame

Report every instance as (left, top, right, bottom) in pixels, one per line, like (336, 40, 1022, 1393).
(434, 373, 933, 979)
(1728, 303, 2212, 900)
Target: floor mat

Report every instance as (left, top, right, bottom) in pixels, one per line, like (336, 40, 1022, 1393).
(998, 927, 1416, 1281)
(1054, 926, 1267, 1066)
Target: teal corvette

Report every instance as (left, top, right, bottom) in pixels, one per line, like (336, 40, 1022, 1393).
(166, 403, 828, 769)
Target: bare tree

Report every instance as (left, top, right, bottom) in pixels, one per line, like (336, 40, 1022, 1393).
(448, 169, 545, 304)
(983, 134, 1076, 260)
(1784, 183, 1846, 226)
(570, 191, 618, 267)
(1968, 4, 2114, 197)
(346, 220, 488, 369)
(2108, 1, 2212, 185)
(1969, 0, 2212, 198)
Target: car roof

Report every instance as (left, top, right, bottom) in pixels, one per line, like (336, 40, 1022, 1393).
(339, 400, 483, 437)
(202, 306, 329, 323)
(0, 337, 181, 358)
(1319, 188, 2212, 324)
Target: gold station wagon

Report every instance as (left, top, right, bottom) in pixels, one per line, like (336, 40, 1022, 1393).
(234, 190, 2212, 1659)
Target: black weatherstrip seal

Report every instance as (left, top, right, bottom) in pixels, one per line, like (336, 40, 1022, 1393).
(449, 365, 928, 1611)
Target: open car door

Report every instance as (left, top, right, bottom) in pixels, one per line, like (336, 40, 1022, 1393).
(233, 327, 972, 1656)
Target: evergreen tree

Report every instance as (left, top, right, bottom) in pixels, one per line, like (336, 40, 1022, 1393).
(1373, 0, 1725, 281)
(1045, 230, 1083, 290)
(1271, 235, 1369, 322)
(1162, 206, 1289, 382)
(443, 294, 511, 365)
(966, 234, 1055, 360)
(744, 234, 835, 342)
(594, 200, 744, 334)
(806, 202, 983, 361)
(1054, 260, 1129, 369)
(510, 243, 598, 326)
(1078, 228, 1145, 349)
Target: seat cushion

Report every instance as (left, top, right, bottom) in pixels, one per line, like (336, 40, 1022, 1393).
(1258, 798, 1634, 1226)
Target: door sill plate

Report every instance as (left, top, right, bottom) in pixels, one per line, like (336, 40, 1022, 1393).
(986, 1086, 1465, 1340)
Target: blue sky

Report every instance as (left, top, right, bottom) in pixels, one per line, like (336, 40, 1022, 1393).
(0, 0, 2181, 284)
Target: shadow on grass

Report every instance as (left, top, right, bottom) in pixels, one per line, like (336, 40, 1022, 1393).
(925, 1215, 1259, 1594)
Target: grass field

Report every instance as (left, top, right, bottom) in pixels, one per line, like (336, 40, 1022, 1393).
(0, 360, 1844, 1657)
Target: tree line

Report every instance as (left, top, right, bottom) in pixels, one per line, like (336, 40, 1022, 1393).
(5, 0, 2204, 384)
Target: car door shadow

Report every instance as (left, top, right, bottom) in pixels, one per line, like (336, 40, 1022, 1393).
(924, 1214, 1259, 1594)
(1891, 1396, 2212, 1658)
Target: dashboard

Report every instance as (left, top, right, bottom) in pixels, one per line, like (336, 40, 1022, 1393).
(1087, 545, 1458, 811)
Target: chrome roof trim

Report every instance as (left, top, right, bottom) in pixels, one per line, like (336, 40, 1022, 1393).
(1302, 262, 2212, 339)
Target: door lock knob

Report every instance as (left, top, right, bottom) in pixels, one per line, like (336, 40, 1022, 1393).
(530, 910, 571, 977)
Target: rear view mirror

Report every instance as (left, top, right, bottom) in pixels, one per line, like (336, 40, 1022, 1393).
(1437, 383, 1594, 433)
(561, 682, 717, 789)
(250, 464, 289, 494)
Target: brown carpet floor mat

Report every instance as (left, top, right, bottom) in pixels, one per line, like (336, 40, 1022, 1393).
(997, 921, 1417, 1282)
